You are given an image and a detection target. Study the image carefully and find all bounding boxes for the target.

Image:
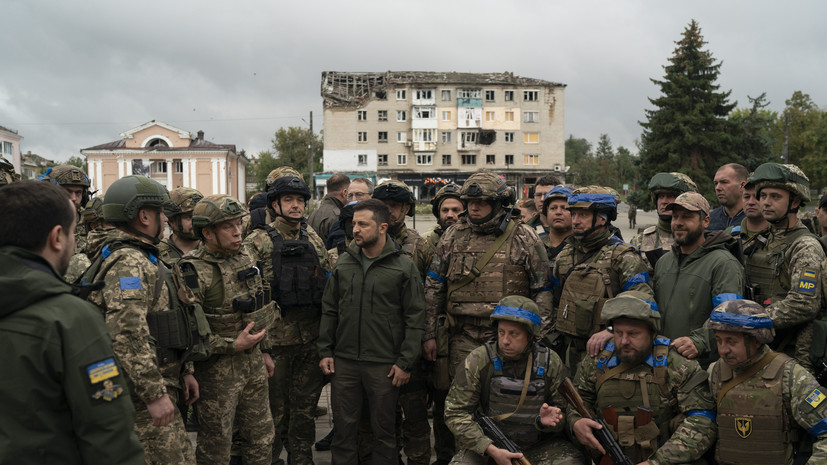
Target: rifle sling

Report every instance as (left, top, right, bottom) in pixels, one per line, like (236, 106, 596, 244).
(491, 354, 533, 422)
(447, 218, 517, 299)
(595, 362, 633, 393)
(716, 351, 779, 406)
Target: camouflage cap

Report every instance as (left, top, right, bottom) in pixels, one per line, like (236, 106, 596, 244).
(44, 164, 90, 187)
(601, 290, 661, 332)
(165, 187, 203, 217)
(431, 183, 462, 218)
(460, 171, 515, 206)
(665, 191, 710, 216)
(490, 295, 542, 337)
(708, 299, 774, 344)
(266, 166, 304, 187)
(192, 194, 248, 233)
(566, 185, 619, 220)
(750, 163, 811, 202)
(648, 172, 698, 195)
(374, 179, 415, 217)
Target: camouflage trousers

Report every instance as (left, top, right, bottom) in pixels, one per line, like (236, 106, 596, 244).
(194, 349, 274, 465)
(268, 342, 324, 465)
(449, 437, 585, 465)
(134, 386, 195, 465)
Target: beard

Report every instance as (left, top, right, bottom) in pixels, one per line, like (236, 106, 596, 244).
(674, 224, 704, 247)
(355, 229, 380, 249)
(618, 345, 652, 366)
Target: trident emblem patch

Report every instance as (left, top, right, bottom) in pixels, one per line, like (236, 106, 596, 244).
(735, 417, 752, 439)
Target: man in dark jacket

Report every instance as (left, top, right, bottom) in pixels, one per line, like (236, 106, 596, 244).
(653, 192, 745, 367)
(318, 198, 425, 465)
(0, 181, 145, 465)
(308, 172, 350, 242)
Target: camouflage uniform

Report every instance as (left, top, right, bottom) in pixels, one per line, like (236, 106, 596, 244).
(744, 164, 826, 372)
(445, 297, 584, 465)
(244, 175, 329, 465)
(552, 187, 653, 374)
(567, 293, 717, 464)
(708, 299, 827, 464)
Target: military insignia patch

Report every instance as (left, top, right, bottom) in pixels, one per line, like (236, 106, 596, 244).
(119, 276, 142, 290)
(86, 357, 119, 384)
(797, 269, 818, 295)
(807, 389, 826, 408)
(92, 379, 124, 402)
(735, 417, 752, 439)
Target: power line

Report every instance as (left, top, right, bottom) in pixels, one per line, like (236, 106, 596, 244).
(6, 114, 323, 127)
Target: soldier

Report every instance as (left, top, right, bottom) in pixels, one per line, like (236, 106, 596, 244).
(0, 181, 145, 464)
(568, 292, 717, 464)
(423, 171, 552, 379)
(423, 183, 463, 251)
(744, 163, 825, 371)
(325, 177, 374, 251)
(244, 174, 329, 465)
(708, 299, 827, 464)
(552, 186, 653, 374)
(64, 197, 107, 282)
(87, 175, 197, 464)
(525, 174, 562, 242)
(540, 185, 573, 264)
(709, 163, 749, 231)
(177, 194, 276, 465)
(727, 178, 770, 244)
(245, 167, 305, 237)
(307, 172, 350, 242)
(517, 198, 538, 223)
(39, 164, 92, 252)
(373, 179, 433, 277)
(159, 187, 203, 263)
(630, 172, 698, 267)
(445, 295, 584, 465)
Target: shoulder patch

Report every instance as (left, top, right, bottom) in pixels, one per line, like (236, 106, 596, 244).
(807, 388, 826, 408)
(798, 268, 818, 295)
(119, 276, 142, 290)
(643, 225, 657, 234)
(87, 357, 119, 384)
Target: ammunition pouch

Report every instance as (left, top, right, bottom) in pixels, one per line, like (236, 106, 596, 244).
(243, 300, 278, 333)
(433, 314, 452, 390)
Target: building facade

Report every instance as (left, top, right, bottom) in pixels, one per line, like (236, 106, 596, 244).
(321, 71, 566, 199)
(81, 121, 248, 199)
(20, 151, 55, 180)
(0, 125, 23, 173)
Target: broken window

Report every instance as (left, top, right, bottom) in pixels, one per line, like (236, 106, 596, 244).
(505, 154, 514, 165)
(378, 131, 388, 143)
(485, 90, 495, 101)
(441, 131, 451, 143)
(461, 154, 477, 165)
(504, 132, 514, 143)
(415, 89, 433, 100)
(461, 131, 478, 145)
(396, 89, 407, 100)
(504, 90, 514, 101)
(376, 91, 387, 100)
(523, 111, 538, 123)
(457, 88, 481, 99)
(479, 130, 496, 145)
(378, 110, 388, 121)
(414, 106, 435, 119)
(414, 129, 435, 142)
(358, 154, 367, 166)
(357, 110, 367, 121)
(441, 90, 451, 101)
(397, 110, 407, 122)
(524, 90, 539, 101)
(378, 154, 388, 166)
(442, 154, 452, 165)
(417, 153, 433, 165)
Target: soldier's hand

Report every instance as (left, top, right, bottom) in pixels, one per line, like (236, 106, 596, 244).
(146, 394, 175, 427)
(422, 338, 437, 361)
(262, 353, 275, 378)
(320, 357, 335, 375)
(587, 329, 613, 356)
(671, 337, 698, 359)
(484, 444, 523, 465)
(539, 403, 563, 427)
(182, 373, 199, 405)
(234, 322, 266, 352)
(387, 364, 411, 387)
(572, 418, 606, 454)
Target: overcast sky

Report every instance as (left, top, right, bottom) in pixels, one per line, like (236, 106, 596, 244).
(2, 0, 825, 163)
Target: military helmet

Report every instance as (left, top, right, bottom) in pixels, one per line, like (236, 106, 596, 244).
(191, 194, 248, 235)
(542, 185, 572, 214)
(431, 183, 462, 217)
(43, 164, 91, 187)
(165, 187, 203, 218)
(266, 166, 304, 187)
(566, 185, 619, 221)
(0, 155, 20, 185)
(267, 175, 311, 205)
(647, 172, 698, 202)
(102, 175, 170, 223)
(601, 290, 661, 332)
(459, 171, 515, 207)
(81, 197, 104, 227)
(749, 163, 811, 202)
(374, 179, 416, 217)
(490, 295, 543, 338)
(708, 299, 774, 344)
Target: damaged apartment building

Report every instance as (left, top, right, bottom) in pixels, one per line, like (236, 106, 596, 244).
(320, 71, 566, 199)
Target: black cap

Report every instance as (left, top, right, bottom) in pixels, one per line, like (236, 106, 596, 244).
(820, 193, 827, 209)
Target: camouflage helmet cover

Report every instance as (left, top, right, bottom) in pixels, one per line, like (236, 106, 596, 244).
(708, 299, 774, 344)
(490, 295, 543, 338)
(566, 185, 619, 221)
(266, 166, 304, 187)
(46, 164, 91, 188)
(81, 197, 104, 226)
(374, 179, 415, 217)
(601, 290, 661, 332)
(749, 163, 811, 202)
(191, 194, 248, 233)
(459, 171, 515, 207)
(647, 172, 698, 199)
(165, 187, 203, 217)
(431, 183, 462, 217)
(102, 175, 170, 223)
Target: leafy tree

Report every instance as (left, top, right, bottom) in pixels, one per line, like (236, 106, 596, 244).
(614, 146, 638, 195)
(66, 155, 86, 172)
(250, 150, 279, 191)
(271, 127, 323, 182)
(595, 134, 614, 159)
(565, 135, 595, 186)
(728, 93, 779, 169)
(772, 91, 827, 189)
(637, 19, 737, 205)
(565, 135, 592, 166)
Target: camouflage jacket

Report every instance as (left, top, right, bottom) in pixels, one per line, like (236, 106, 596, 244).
(709, 346, 827, 465)
(74, 212, 88, 254)
(445, 343, 567, 455)
(243, 218, 331, 346)
(568, 343, 717, 465)
(424, 212, 552, 340)
(422, 224, 443, 252)
(87, 228, 189, 405)
(390, 222, 434, 280)
(157, 236, 186, 264)
(630, 222, 673, 253)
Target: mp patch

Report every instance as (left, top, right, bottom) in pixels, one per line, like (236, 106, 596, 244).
(807, 388, 826, 408)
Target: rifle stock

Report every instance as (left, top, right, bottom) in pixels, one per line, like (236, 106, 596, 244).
(558, 378, 634, 465)
(475, 415, 532, 465)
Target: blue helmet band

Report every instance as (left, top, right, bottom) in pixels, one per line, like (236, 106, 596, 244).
(492, 305, 542, 326)
(710, 311, 774, 329)
(568, 193, 617, 207)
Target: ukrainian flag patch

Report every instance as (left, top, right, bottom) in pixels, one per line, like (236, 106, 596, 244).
(119, 276, 142, 290)
(807, 388, 826, 408)
(87, 357, 119, 384)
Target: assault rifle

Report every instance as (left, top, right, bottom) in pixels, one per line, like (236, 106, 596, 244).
(558, 378, 633, 465)
(475, 415, 531, 465)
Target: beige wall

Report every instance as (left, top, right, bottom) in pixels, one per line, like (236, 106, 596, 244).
(125, 126, 191, 149)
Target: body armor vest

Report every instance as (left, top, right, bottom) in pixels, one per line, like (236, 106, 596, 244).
(638, 226, 674, 253)
(594, 338, 676, 463)
(264, 224, 326, 311)
(483, 342, 551, 448)
(556, 238, 629, 338)
(447, 222, 530, 314)
(713, 353, 797, 465)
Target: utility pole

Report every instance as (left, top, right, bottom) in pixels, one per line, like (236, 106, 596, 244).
(306, 110, 314, 199)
